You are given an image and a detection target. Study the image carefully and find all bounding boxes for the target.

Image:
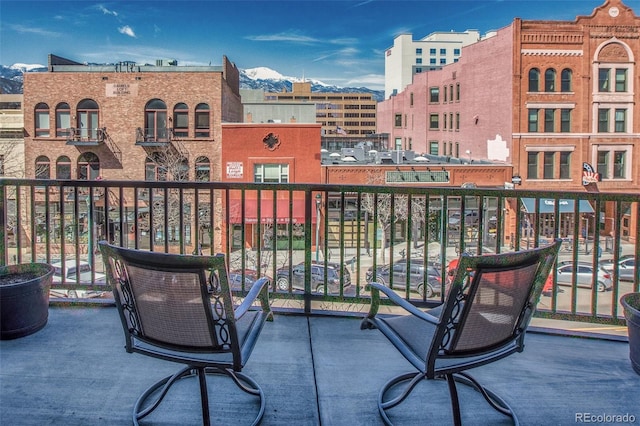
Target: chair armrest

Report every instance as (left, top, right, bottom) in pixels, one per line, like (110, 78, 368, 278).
(235, 277, 272, 320)
(364, 282, 440, 325)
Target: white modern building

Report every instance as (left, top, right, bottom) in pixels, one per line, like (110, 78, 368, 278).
(384, 30, 483, 99)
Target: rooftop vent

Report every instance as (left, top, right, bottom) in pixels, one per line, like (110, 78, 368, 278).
(156, 59, 178, 67)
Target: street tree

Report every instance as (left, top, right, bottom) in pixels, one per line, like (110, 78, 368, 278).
(360, 171, 427, 263)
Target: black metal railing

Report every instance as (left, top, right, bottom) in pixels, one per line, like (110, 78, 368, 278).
(65, 127, 105, 145)
(135, 127, 189, 159)
(1, 178, 638, 323)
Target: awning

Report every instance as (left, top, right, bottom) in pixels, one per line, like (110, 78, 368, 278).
(521, 198, 595, 214)
(229, 198, 314, 224)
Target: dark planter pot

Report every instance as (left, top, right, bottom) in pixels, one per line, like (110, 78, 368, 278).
(621, 292, 640, 376)
(0, 263, 55, 340)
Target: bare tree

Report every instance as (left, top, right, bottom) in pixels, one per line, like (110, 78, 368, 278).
(136, 146, 192, 249)
(0, 138, 25, 177)
(361, 171, 426, 263)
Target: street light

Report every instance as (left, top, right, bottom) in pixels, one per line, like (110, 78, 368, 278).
(315, 193, 322, 263)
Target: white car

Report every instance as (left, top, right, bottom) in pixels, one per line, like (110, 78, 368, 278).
(49, 260, 106, 299)
(555, 261, 613, 292)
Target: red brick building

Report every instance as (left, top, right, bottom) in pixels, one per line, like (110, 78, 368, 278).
(378, 0, 639, 242)
(221, 123, 322, 249)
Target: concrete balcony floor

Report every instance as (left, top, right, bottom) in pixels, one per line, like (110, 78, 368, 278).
(1, 307, 638, 425)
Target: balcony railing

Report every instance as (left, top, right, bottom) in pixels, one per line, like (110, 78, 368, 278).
(65, 127, 106, 146)
(1, 178, 638, 323)
(135, 127, 189, 159)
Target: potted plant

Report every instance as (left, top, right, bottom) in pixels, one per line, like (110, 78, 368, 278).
(620, 292, 640, 375)
(0, 263, 55, 340)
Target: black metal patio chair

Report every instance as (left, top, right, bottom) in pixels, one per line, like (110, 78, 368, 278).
(361, 239, 561, 425)
(99, 241, 273, 426)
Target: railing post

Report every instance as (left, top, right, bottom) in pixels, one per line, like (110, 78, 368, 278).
(0, 183, 5, 267)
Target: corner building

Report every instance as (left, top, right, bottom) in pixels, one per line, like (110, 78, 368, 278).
(378, 0, 639, 242)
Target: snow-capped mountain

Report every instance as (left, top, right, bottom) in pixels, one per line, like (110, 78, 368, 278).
(0, 64, 47, 94)
(242, 67, 328, 86)
(238, 67, 383, 101)
(0, 64, 383, 102)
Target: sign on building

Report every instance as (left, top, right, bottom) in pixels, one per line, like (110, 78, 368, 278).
(226, 162, 244, 179)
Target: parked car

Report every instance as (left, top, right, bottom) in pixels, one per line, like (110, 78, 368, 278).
(600, 255, 637, 282)
(49, 260, 106, 298)
(275, 261, 351, 294)
(555, 261, 613, 292)
(366, 259, 442, 298)
(448, 211, 480, 229)
(228, 269, 272, 291)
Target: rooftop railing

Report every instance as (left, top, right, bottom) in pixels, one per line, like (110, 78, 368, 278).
(1, 178, 638, 324)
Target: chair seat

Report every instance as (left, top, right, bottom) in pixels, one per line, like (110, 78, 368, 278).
(377, 313, 437, 372)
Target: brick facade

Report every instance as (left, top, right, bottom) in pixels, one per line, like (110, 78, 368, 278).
(377, 0, 639, 241)
(221, 123, 322, 249)
(23, 56, 242, 181)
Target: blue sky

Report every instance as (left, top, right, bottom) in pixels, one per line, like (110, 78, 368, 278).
(0, 0, 635, 90)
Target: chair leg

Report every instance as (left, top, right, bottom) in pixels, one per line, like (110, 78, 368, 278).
(197, 367, 211, 426)
(378, 371, 518, 426)
(377, 372, 425, 425)
(132, 366, 265, 426)
(451, 372, 519, 426)
(133, 366, 192, 425)
(446, 374, 462, 426)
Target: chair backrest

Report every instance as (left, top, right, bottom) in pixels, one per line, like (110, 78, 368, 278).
(428, 240, 561, 365)
(99, 241, 238, 356)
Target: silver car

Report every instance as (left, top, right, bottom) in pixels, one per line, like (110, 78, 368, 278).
(555, 261, 613, 292)
(601, 255, 637, 282)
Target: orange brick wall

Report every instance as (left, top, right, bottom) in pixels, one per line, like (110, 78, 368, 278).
(221, 123, 322, 184)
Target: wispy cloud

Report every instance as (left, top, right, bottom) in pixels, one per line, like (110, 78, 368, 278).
(351, 0, 376, 8)
(118, 25, 136, 38)
(246, 31, 318, 43)
(312, 47, 358, 63)
(390, 26, 417, 37)
(345, 74, 384, 89)
(8, 24, 61, 38)
(329, 37, 359, 45)
(96, 4, 118, 17)
(80, 45, 197, 65)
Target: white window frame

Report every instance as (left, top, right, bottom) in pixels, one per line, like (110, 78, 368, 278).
(592, 145, 632, 181)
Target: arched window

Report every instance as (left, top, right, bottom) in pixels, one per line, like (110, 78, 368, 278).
(77, 99, 99, 140)
(145, 99, 168, 142)
(195, 156, 210, 181)
(561, 69, 572, 92)
(56, 156, 72, 179)
(544, 68, 556, 92)
(172, 103, 189, 137)
(195, 103, 210, 138)
(55, 103, 71, 137)
(145, 154, 167, 181)
(77, 152, 100, 180)
(35, 155, 50, 179)
(528, 68, 540, 92)
(35, 103, 50, 137)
